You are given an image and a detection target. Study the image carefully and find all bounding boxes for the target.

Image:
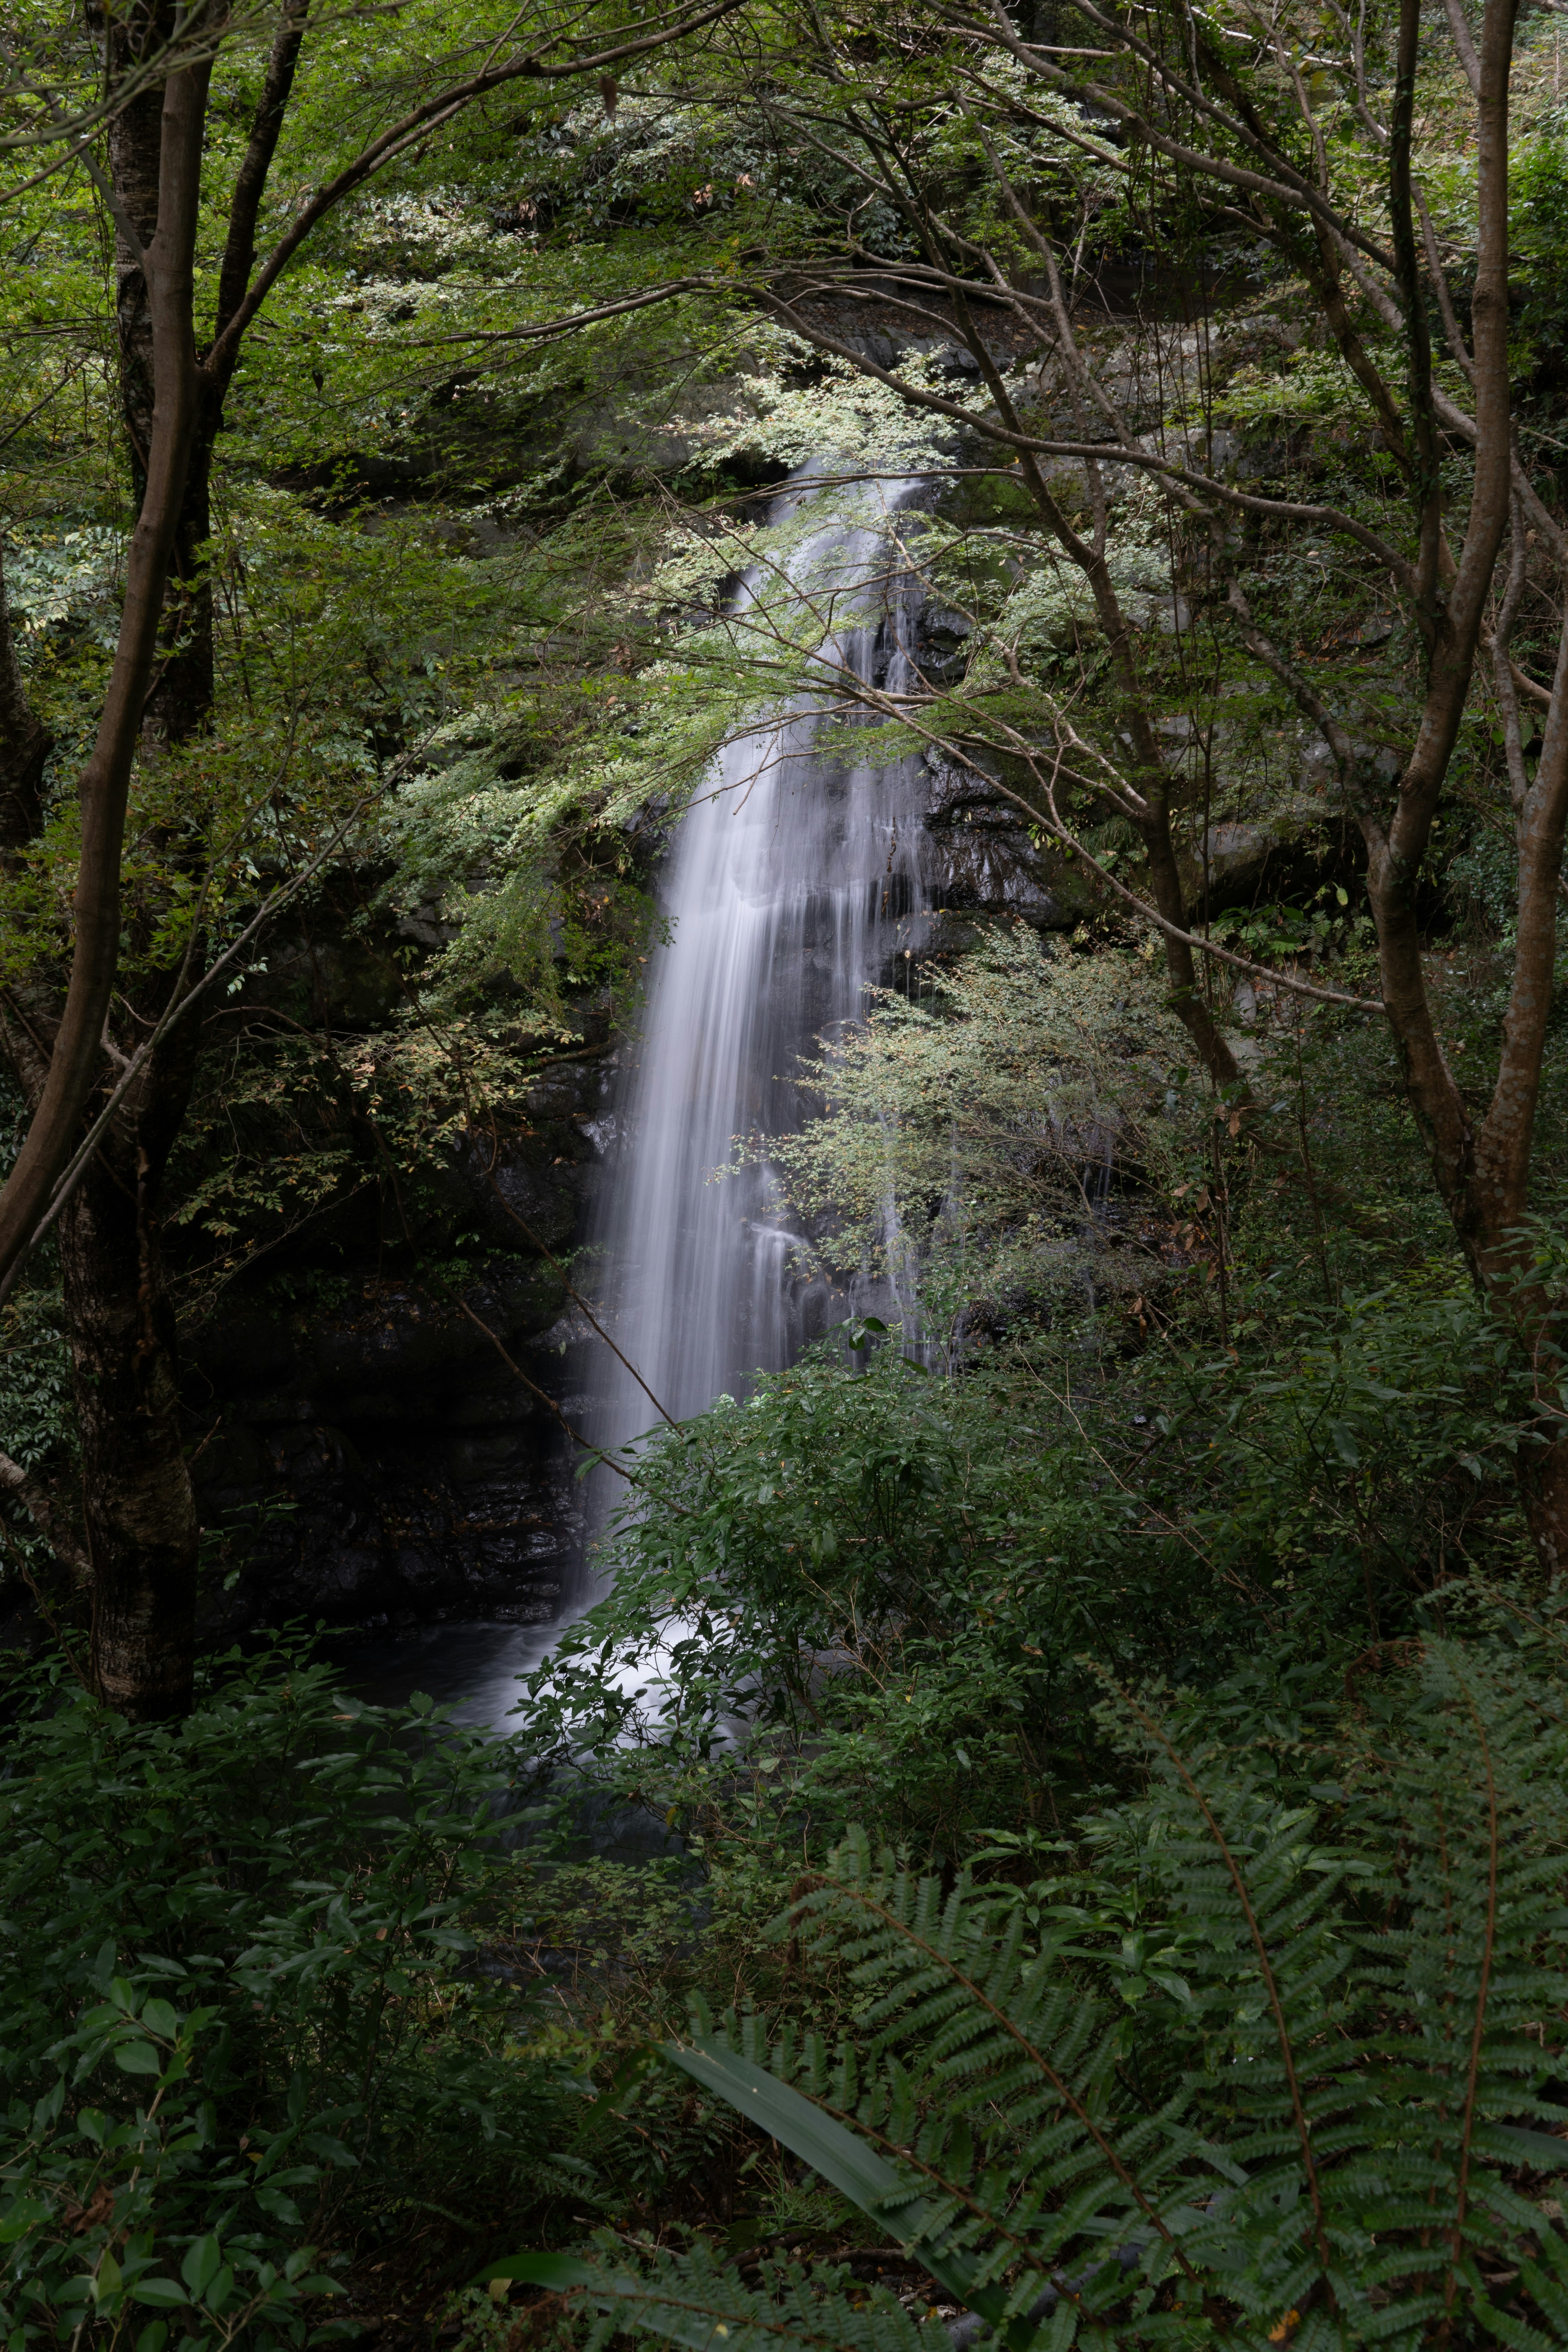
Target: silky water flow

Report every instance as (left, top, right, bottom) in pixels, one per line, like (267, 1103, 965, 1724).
(350, 466, 934, 1726)
(587, 467, 932, 1464)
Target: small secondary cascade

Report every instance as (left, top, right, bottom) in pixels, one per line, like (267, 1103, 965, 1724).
(588, 465, 931, 1461)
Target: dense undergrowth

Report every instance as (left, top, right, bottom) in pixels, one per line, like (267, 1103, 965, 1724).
(6, 1202, 1567, 2348)
(6, 775, 1567, 2349)
(7, 0, 1568, 2341)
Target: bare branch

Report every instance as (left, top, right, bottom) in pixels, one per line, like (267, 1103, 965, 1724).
(0, 1448, 91, 1584)
(1492, 507, 1532, 819)
(1441, 0, 1484, 94)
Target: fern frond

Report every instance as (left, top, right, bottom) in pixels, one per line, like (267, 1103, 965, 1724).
(482, 2242, 927, 2352)
(629, 1633, 1568, 2350)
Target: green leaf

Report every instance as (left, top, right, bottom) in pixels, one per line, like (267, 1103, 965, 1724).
(661, 2036, 1029, 2343)
(203, 2265, 236, 2312)
(0, 2201, 49, 2245)
(181, 2234, 223, 2299)
(476, 2253, 912, 2352)
(480, 2256, 604, 2293)
(1492, 2127, 1568, 2170)
(128, 2283, 190, 2310)
(113, 2038, 162, 2076)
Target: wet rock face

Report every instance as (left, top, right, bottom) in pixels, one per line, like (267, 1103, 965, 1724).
(919, 754, 1076, 931)
(1172, 722, 1385, 921)
(185, 1056, 607, 1638)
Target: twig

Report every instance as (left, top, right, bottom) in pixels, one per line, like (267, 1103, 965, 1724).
(477, 1162, 679, 1432)
(449, 1295, 633, 1477)
(0, 791, 374, 1311)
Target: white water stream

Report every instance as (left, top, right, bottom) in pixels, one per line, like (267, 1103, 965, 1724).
(588, 466, 929, 1459)
(353, 466, 933, 1726)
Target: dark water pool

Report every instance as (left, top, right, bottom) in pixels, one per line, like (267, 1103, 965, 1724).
(339, 1615, 578, 1732)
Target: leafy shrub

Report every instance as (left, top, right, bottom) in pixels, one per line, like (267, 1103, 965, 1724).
(495, 1614, 1568, 2348)
(1512, 135, 1568, 376)
(0, 1647, 566, 2352)
(0, 1276, 75, 1587)
(760, 922, 1193, 1348)
(522, 1268, 1531, 1863)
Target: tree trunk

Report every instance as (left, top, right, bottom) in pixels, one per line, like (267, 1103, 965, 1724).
(68, 489, 216, 1711)
(66, 1112, 200, 1720)
(0, 861, 203, 1716)
(106, 2, 218, 749)
(69, 6, 219, 1717)
(0, 53, 206, 1287)
(0, 15, 211, 1716)
(1519, 1427, 1568, 1578)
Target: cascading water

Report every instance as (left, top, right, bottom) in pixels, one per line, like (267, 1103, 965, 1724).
(350, 463, 936, 1725)
(587, 465, 931, 1465)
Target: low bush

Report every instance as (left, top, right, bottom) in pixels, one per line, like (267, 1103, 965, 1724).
(0, 1648, 570, 2352)
(496, 1607, 1568, 2350)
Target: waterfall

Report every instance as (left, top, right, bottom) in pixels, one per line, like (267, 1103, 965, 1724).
(588, 466, 931, 1462)
(348, 465, 934, 1726)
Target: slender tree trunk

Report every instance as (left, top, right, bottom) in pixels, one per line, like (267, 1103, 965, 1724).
(67, 1020, 203, 1718)
(1, 957, 202, 1713)
(0, 16, 212, 1715)
(76, 19, 218, 1707)
(1519, 1432, 1568, 1574)
(0, 52, 207, 1284)
(1319, 0, 1568, 1571)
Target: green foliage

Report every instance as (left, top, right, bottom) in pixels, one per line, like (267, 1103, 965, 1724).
(762, 923, 1196, 1343)
(499, 1621, 1568, 2348)
(6, 3, 1568, 2340)
(0, 1647, 566, 2351)
(0, 1273, 74, 1582)
(0, 1281, 72, 1479)
(486, 2240, 925, 2351)
(1512, 136, 1568, 374)
(1167, 1275, 1535, 1597)
(517, 1252, 1532, 1887)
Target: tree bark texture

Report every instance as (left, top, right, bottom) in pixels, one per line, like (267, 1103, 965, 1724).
(75, 13, 211, 1715)
(66, 1067, 201, 1720)
(106, 0, 216, 748)
(0, 48, 207, 1285)
(0, 924, 200, 1717)
(0, 15, 209, 1717)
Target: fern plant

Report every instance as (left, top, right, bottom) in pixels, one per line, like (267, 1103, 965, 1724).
(490, 1629, 1568, 2348)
